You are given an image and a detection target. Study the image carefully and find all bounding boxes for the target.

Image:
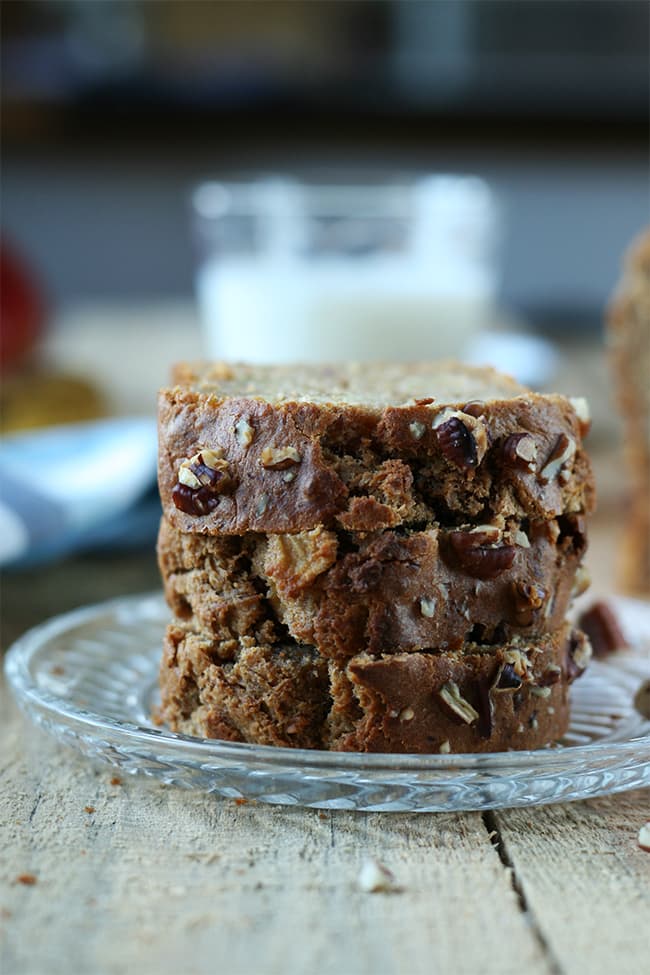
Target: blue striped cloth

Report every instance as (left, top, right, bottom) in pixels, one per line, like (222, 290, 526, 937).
(0, 417, 159, 568)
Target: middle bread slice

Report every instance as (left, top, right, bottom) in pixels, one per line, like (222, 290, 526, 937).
(158, 515, 587, 663)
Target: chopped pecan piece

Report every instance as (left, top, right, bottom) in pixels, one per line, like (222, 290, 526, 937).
(438, 681, 479, 724)
(511, 581, 547, 626)
(493, 662, 523, 691)
(634, 680, 650, 720)
(445, 530, 516, 580)
(461, 400, 486, 418)
(572, 565, 592, 598)
(434, 415, 478, 470)
(260, 446, 302, 469)
(538, 664, 562, 687)
(565, 629, 592, 681)
(577, 601, 627, 658)
(637, 822, 650, 853)
(172, 448, 236, 516)
(503, 432, 538, 472)
(234, 417, 255, 448)
(539, 433, 576, 483)
(432, 407, 489, 470)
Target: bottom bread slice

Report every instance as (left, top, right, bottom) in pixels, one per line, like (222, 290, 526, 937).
(160, 625, 330, 748)
(160, 622, 590, 753)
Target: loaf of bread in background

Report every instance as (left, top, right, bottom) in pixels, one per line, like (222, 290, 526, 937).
(608, 229, 650, 595)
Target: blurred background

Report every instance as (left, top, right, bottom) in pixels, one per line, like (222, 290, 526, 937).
(1, 0, 649, 637)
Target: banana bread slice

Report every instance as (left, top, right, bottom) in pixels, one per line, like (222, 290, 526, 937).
(160, 622, 329, 748)
(158, 361, 595, 536)
(158, 515, 587, 662)
(327, 624, 589, 753)
(159, 619, 589, 753)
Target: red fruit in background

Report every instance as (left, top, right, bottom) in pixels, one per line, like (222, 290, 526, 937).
(0, 240, 46, 372)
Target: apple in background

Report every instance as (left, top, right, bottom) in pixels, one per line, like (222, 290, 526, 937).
(0, 240, 46, 372)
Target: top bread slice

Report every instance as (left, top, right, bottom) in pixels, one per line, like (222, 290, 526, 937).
(158, 361, 595, 536)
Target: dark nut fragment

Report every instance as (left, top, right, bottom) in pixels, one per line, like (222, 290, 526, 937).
(476, 677, 494, 739)
(557, 514, 588, 558)
(566, 629, 592, 682)
(502, 648, 532, 679)
(173, 449, 236, 515)
(539, 433, 576, 483)
(190, 458, 229, 489)
(538, 664, 562, 687)
(577, 601, 628, 658)
(511, 581, 547, 626)
(503, 433, 538, 472)
(493, 662, 523, 691)
(434, 416, 479, 470)
(469, 524, 502, 544)
(461, 400, 486, 418)
(346, 559, 383, 594)
(260, 446, 302, 470)
(446, 531, 516, 580)
(438, 681, 479, 724)
(172, 483, 222, 516)
(178, 448, 230, 487)
(633, 679, 650, 720)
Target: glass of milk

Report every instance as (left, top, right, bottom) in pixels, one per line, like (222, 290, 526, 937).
(192, 175, 499, 363)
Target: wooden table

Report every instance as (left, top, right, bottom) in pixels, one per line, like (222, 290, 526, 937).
(1, 457, 649, 974)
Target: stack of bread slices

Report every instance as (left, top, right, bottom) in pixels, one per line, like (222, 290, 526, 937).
(157, 361, 595, 753)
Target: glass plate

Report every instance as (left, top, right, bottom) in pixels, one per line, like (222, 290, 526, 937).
(5, 592, 650, 812)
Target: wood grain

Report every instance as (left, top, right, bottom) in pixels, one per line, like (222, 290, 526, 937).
(492, 795, 650, 975)
(1, 676, 648, 975)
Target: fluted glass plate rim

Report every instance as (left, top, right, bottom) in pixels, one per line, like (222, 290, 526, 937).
(4, 591, 650, 809)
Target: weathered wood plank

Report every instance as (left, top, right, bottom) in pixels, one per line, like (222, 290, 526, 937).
(493, 792, 650, 975)
(0, 679, 552, 975)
